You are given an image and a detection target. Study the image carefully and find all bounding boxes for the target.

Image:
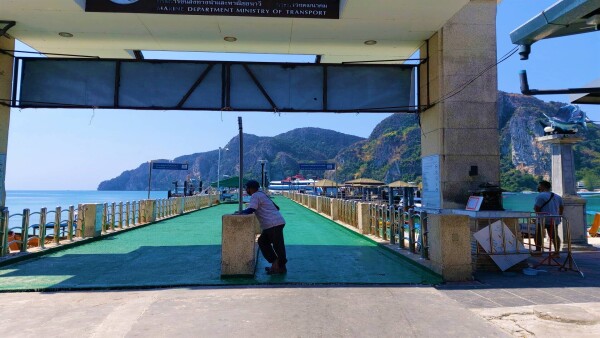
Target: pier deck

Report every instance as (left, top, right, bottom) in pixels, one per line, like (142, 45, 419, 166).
(0, 197, 440, 291)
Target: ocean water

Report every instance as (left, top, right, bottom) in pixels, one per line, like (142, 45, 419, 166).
(503, 193, 600, 225)
(5, 190, 168, 214)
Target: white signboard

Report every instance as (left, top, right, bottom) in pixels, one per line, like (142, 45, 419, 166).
(421, 154, 441, 208)
(474, 220, 530, 271)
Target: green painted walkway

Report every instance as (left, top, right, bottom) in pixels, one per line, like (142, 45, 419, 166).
(0, 198, 441, 291)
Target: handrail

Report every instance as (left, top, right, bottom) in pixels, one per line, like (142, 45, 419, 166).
(1, 195, 214, 257)
(471, 213, 582, 276)
(284, 192, 431, 261)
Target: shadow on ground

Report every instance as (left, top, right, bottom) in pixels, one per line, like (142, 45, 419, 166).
(0, 244, 440, 291)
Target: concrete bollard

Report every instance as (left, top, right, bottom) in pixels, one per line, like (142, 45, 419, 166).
(80, 204, 104, 238)
(142, 200, 157, 223)
(357, 203, 371, 234)
(221, 214, 260, 277)
(331, 200, 339, 221)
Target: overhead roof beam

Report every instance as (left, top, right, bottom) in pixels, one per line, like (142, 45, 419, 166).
(510, 0, 600, 58)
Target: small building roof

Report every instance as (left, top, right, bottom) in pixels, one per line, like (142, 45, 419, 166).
(344, 178, 385, 186)
(312, 179, 340, 187)
(210, 176, 250, 188)
(387, 180, 418, 188)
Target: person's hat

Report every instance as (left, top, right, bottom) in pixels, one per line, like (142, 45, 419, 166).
(245, 180, 260, 190)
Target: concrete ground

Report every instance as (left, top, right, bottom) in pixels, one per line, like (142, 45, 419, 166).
(0, 200, 598, 337)
(438, 237, 600, 337)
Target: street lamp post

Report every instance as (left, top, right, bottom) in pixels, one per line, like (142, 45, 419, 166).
(258, 160, 268, 191)
(217, 147, 228, 199)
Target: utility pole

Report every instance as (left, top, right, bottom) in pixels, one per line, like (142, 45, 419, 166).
(258, 160, 268, 191)
(238, 117, 244, 213)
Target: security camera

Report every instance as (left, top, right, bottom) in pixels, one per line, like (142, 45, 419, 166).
(518, 45, 531, 60)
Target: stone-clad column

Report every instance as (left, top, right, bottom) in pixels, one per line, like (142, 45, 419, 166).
(0, 35, 14, 208)
(427, 214, 471, 281)
(420, 0, 499, 209)
(357, 203, 370, 234)
(418, 0, 499, 280)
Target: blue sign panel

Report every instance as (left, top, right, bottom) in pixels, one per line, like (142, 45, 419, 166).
(152, 162, 188, 170)
(299, 163, 336, 171)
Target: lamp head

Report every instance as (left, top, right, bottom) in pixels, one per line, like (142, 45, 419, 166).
(518, 44, 531, 60)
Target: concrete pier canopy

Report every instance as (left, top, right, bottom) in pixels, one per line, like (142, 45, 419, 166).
(2, 0, 474, 62)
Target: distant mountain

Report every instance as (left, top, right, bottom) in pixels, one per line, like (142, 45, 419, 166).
(97, 128, 363, 191)
(499, 92, 600, 191)
(332, 114, 421, 183)
(98, 92, 600, 192)
(329, 92, 600, 191)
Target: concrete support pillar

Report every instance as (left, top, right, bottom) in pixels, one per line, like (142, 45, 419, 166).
(142, 200, 157, 223)
(0, 35, 15, 208)
(419, 0, 499, 209)
(538, 134, 588, 245)
(417, 0, 498, 281)
(331, 200, 339, 221)
(81, 204, 103, 238)
(428, 214, 472, 281)
(549, 137, 579, 196)
(357, 203, 371, 234)
(221, 214, 259, 277)
(562, 197, 587, 245)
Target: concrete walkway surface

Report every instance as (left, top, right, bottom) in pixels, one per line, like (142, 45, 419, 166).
(0, 286, 509, 338)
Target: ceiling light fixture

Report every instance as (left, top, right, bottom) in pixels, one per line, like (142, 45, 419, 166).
(59, 32, 74, 38)
(364, 40, 377, 45)
(224, 36, 237, 42)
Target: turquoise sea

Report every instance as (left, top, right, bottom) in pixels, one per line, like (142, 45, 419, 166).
(5, 190, 169, 215)
(4, 190, 600, 225)
(503, 193, 600, 225)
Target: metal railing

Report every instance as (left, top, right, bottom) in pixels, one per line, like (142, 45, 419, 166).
(471, 214, 582, 276)
(2, 206, 78, 254)
(0, 194, 215, 257)
(339, 199, 358, 227)
(283, 192, 429, 260)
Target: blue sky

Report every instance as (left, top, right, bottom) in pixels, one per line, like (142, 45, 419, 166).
(6, 0, 600, 190)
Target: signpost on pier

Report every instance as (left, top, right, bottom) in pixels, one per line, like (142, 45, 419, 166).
(147, 161, 189, 199)
(299, 163, 336, 171)
(298, 162, 337, 194)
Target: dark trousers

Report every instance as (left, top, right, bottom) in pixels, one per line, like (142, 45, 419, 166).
(535, 223, 561, 252)
(258, 224, 287, 265)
